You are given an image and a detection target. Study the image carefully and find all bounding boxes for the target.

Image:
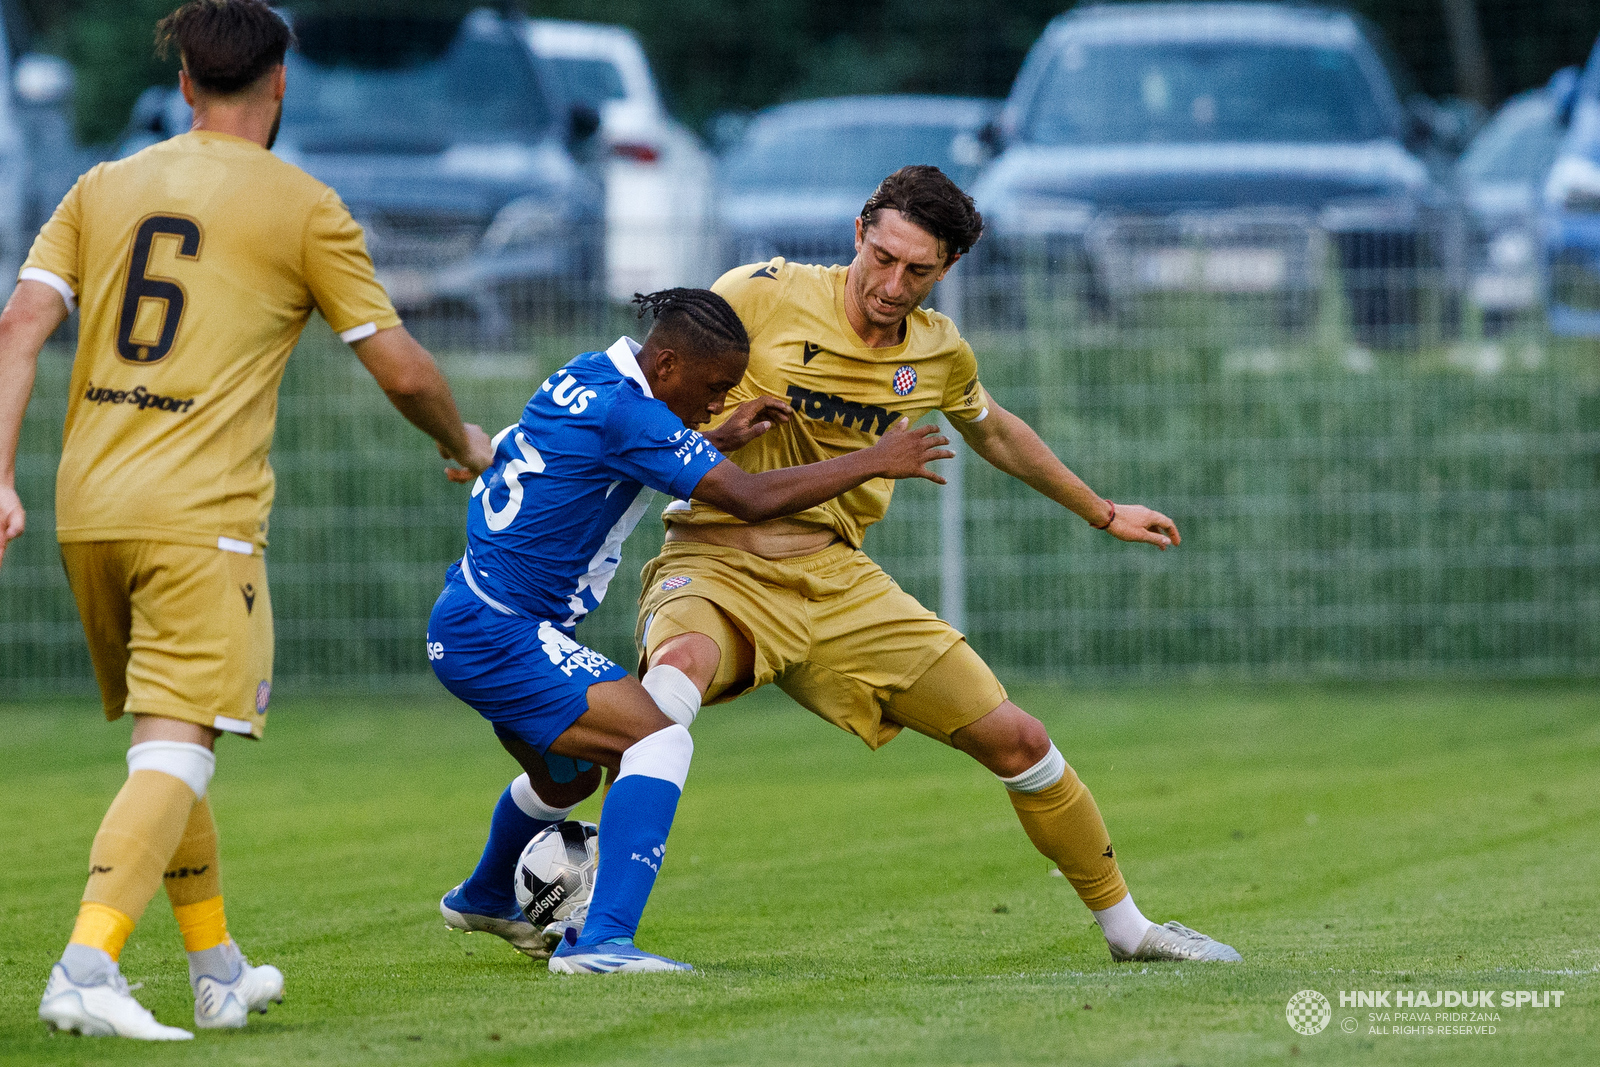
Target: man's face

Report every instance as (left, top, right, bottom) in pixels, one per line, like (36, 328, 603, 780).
(652, 346, 749, 428)
(849, 209, 957, 333)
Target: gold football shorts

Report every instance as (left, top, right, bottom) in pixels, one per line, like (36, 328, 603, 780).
(60, 540, 273, 738)
(638, 540, 1006, 749)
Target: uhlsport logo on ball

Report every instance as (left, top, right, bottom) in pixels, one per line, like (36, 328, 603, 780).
(1286, 990, 1332, 1035)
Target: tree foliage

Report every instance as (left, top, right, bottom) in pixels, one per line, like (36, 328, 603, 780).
(20, 0, 1600, 146)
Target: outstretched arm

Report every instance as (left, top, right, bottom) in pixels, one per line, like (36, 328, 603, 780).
(351, 325, 494, 482)
(0, 280, 70, 570)
(691, 418, 952, 524)
(953, 396, 1179, 550)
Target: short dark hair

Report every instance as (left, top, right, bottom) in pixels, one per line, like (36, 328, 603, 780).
(633, 288, 750, 356)
(156, 0, 295, 96)
(859, 165, 984, 259)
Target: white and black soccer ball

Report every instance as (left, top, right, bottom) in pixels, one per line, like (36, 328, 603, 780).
(514, 820, 598, 927)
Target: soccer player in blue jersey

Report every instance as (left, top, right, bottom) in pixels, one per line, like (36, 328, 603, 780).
(427, 288, 951, 973)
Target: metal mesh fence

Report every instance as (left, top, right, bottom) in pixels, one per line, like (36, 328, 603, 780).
(3, 227, 1598, 693)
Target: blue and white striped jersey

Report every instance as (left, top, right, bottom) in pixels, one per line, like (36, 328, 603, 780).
(450, 337, 723, 629)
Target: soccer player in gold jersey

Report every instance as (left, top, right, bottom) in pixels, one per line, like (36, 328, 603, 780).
(0, 0, 493, 1039)
(634, 166, 1242, 964)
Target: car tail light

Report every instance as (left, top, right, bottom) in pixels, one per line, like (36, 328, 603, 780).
(611, 142, 660, 164)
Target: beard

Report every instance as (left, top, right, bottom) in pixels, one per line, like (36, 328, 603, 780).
(266, 101, 283, 151)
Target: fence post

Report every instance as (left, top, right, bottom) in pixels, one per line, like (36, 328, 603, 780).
(935, 274, 966, 634)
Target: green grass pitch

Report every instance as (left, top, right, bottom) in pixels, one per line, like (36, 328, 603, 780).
(1, 682, 1595, 1066)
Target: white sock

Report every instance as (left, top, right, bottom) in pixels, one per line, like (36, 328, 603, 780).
(188, 939, 242, 986)
(510, 773, 577, 821)
(1093, 893, 1155, 955)
(641, 665, 702, 728)
(60, 943, 114, 985)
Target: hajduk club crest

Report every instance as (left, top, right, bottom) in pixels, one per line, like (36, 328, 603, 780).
(892, 365, 917, 396)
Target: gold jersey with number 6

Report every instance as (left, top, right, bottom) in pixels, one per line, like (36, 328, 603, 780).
(23, 129, 399, 553)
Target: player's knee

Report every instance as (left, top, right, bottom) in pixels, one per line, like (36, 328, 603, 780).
(648, 632, 720, 695)
(1014, 714, 1052, 765)
(954, 702, 1052, 777)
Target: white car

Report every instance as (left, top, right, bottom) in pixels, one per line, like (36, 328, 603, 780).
(523, 19, 715, 300)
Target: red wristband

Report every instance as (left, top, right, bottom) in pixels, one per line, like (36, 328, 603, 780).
(1090, 501, 1115, 530)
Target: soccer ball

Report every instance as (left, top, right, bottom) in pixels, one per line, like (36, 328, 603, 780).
(514, 820, 598, 927)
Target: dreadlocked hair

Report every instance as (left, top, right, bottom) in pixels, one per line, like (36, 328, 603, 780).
(632, 288, 749, 355)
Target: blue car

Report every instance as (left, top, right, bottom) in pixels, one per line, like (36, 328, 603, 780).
(119, 8, 604, 338)
(715, 95, 996, 273)
(970, 3, 1465, 345)
(1544, 37, 1600, 335)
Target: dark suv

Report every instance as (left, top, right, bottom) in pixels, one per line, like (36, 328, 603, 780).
(970, 3, 1464, 346)
(120, 8, 604, 339)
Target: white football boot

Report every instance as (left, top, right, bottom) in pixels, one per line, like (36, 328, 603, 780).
(39, 960, 193, 1040)
(1109, 920, 1243, 963)
(440, 883, 550, 958)
(192, 942, 285, 1029)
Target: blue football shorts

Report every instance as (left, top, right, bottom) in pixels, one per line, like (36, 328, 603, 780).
(427, 579, 628, 755)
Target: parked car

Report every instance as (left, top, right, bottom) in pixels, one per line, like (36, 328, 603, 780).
(715, 95, 997, 273)
(1456, 68, 1575, 333)
(524, 18, 714, 299)
(971, 3, 1465, 345)
(0, 0, 79, 286)
(118, 8, 605, 338)
(1544, 36, 1600, 335)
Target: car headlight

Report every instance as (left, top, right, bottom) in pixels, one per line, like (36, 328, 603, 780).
(1486, 229, 1537, 271)
(481, 198, 566, 254)
(1544, 155, 1600, 214)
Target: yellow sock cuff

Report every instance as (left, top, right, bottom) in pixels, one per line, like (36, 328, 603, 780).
(172, 895, 230, 953)
(69, 902, 136, 961)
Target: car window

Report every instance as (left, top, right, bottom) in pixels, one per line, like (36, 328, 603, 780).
(1024, 41, 1388, 145)
(543, 57, 628, 109)
(724, 121, 979, 192)
(1458, 97, 1563, 184)
(284, 15, 552, 150)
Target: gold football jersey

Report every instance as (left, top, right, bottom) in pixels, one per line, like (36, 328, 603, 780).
(664, 258, 990, 548)
(22, 130, 399, 552)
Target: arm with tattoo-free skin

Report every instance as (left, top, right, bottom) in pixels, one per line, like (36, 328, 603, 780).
(953, 396, 1180, 550)
(0, 280, 69, 570)
(693, 416, 951, 524)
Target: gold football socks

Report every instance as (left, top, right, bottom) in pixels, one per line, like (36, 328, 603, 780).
(72, 769, 198, 958)
(1002, 749, 1129, 912)
(166, 798, 229, 953)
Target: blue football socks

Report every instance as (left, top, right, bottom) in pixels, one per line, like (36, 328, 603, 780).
(576, 774, 682, 945)
(459, 781, 557, 914)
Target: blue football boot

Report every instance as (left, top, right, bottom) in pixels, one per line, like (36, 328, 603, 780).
(547, 928, 692, 974)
